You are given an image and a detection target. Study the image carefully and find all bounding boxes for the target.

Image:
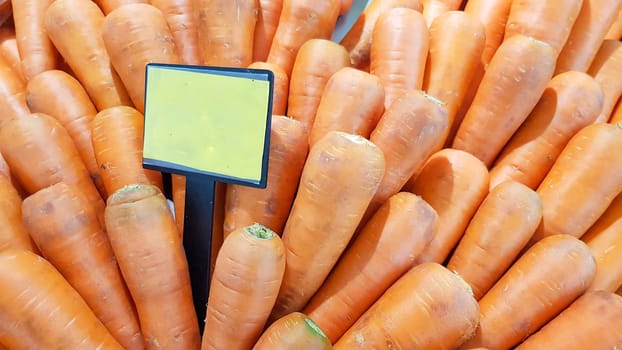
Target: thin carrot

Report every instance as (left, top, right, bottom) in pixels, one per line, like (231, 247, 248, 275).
(172, 174, 186, 235)
(489, 71, 604, 190)
(370, 7, 429, 110)
(0, 27, 25, 83)
(0, 54, 29, 124)
(286, 38, 350, 133)
(151, 0, 201, 65)
(459, 234, 596, 350)
(224, 116, 308, 237)
(0, 174, 36, 253)
(22, 182, 144, 350)
(334, 263, 479, 350)
(452, 35, 556, 167)
(105, 184, 200, 350)
(0, 249, 124, 349)
(248, 61, 288, 115)
(422, 0, 464, 26)
(269, 131, 385, 321)
(304, 192, 437, 343)
(588, 40, 622, 123)
(93, 0, 150, 14)
(102, 3, 180, 113)
(611, 98, 622, 123)
(202, 224, 285, 350)
(253, 0, 284, 62)
(253, 312, 331, 350)
(606, 8, 622, 40)
(464, 0, 513, 65)
(309, 67, 385, 146)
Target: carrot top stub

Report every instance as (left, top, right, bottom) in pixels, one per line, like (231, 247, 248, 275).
(244, 223, 276, 240)
(106, 183, 161, 206)
(304, 317, 331, 344)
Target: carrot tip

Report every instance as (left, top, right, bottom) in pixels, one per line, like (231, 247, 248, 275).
(244, 223, 275, 239)
(303, 316, 331, 344)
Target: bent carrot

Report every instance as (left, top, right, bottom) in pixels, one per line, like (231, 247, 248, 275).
(94, 0, 149, 14)
(269, 131, 385, 321)
(22, 183, 144, 350)
(253, 312, 331, 350)
(0, 249, 123, 349)
(334, 263, 479, 350)
(0, 54, 29, 124)
(304, 192, 437, 342)
(202, 224, 285, 350)
(105, 184, 200, 350)
(464, 0, 513, 64)
(0, 27, 25, 83)
(588, 40, 622, 123)
(489, 71, 604, 190)
(0, 175, 36, 253)
(253, 0, 283, 62)
(151, 0, 201, 65)
(606, 8, 622, 40)
(422, 0, 463, 26)
(248, 61, 288, 115)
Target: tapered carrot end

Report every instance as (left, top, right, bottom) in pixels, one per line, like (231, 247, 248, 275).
(244, 223, 276, 240)
(106, 183, 161, 206)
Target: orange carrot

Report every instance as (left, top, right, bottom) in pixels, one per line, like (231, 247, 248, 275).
(588, 40, 622, 123)
(269, 131, 385, 321)
(447, 180, 542, 300)
(249, 61, 288, 115)
(105, 184, 200, 350)
(253, 0, 284, 62)
(606, 8, 622, 40)
(459, 234, 596, 350)
(253, 312, 332, 350)
(0, 249, 124, 349)
(267, 0, 341, 76)
(102, 3, 179, 113)
(286, 38, 350, 133)
(489, 71, 604, 190)
(370, 7, 429, 110)
(309, 67, 385, 146)
(93, 0, 149, 14)
(224, 116, 308, 237)
(202, 224, 285, 350)
(406, 148, 490, 264)
(422, 0, 463, 26)
(0, 54, 29, 124)
(334, 263, 479, 350)
(0, 27, 25, 83)
(0, 151, 24, 198)
(463, 0, 513, 64)
(304, 192, 437, 342)
(611, 98, 622, 123)
(452, 35, 556, 167)
(339, 0, 423, 69)
(22, 182, 144, 350)
(151, 0, 201, 65)
(0, 175, 36, 253)
(172, 174, 186, 235)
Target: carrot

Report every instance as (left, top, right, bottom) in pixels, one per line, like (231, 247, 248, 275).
(105, 184, 200, 350)
(25, 69, 106, 198)
(22, 182, 145, 350)
(210, 182, 226, 279)
(304, 192, 437, 343)
(266, 0, 341, 76)
(196, 0, 258, 67)
(0, 151, 24, 198)
(0, 54, 29, 124)
(0, 175, 36, 253)
(452, 35, 556, 167)
(0, 249, 124, 349)
(151, 0, 201, 65)
(422, 0, 464, 26)
(370, 7, 429, 110)
(286, 38, 350, 133)
(0, 27, 25, 83)
(0, 113, 105, 224)
(489, 71, 604, 190)
(606, 8, 622, 40)
(224, 116, 308, 237)
(555, 0, 622, 74)
(269, 131, 385, 321)
(503, 0, 583, 55)
(248, 61, 288, 115)
(464, 0, 513, 65)
(253, 0, 283, 62)
(253, 312, 331, 350)
(202, 224, 285, 349)
(447, 180, 542, 300)
(12, 0, 58, 80)
(0, 0, 10, 25)
(612, 98, 622, 124)
(309, 67, 385, 146)
(588, 40, 622, 123)
(102, 3, 179, 113)
(334, 263, 479, 350)
(406, 148, 489, 264)
(516, 291, 622, 349)
(528, 123, 622, 245)
(339, 0, 423, 69)
(91, 106, 164, 196)
(172, 174, 186, 235)
(94, 0, 149, 14)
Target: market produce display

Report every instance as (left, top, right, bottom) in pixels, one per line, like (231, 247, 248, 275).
(0, 0, 621, 349)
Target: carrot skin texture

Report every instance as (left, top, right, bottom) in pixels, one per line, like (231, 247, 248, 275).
(151, 0, 201, 65)
(0, 55, 29, 124)
(253, 0, 284, 62)
(422, 0, 463, 26)
(588, 40, 622, 123)
(0, 175, 36, 253)
(464, 0, 513, 64)
(253, 312, 332, 350)
(248, 61, 288, 115)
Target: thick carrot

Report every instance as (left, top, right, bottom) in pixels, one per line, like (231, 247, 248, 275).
(529, 123, 622, 244)
(0, 27, 25, 83)
(334, 263, 479, 350)
(286, 38, 350, 133)
(94, 0, 150, 14)
(0, 175, 36, 253)
(309, 67, 385, 146)
(151, 0, 201, 65)
(248, 61, 288, 115)
(370, 7, 429, 110)
(0, 54, 29, 124)
(606, 8, 622, 40)
(102, 3, 179, 113)
(452, 35, 556, 167)
(304, 192, 437, 342)
(516, 291, 622, 349)
(266, 0, 341, 76)
(447, 180, 542, 300)
(202, 224, 285, 350)
(463, 0, 513, 65)
(253, 312, 331, 350)
(459, 234, 596, 350)
(269, 131, 385, 321)
(555, 0, 622, 74)
(0, 249, 124, 349)
(339, 0, 423, 69)
(22, 182, 144, 350)
(489, 71, 604, 190)
(422, 0, 463, 26)
(105, 184, 200, 350)
(253, 0, 284, 62)
(406, 148, 490, 264)
(25, 69, 106, 198)
(588, 40, 622, 123)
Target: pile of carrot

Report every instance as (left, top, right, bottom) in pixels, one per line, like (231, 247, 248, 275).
(0, 0, 622, 349)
